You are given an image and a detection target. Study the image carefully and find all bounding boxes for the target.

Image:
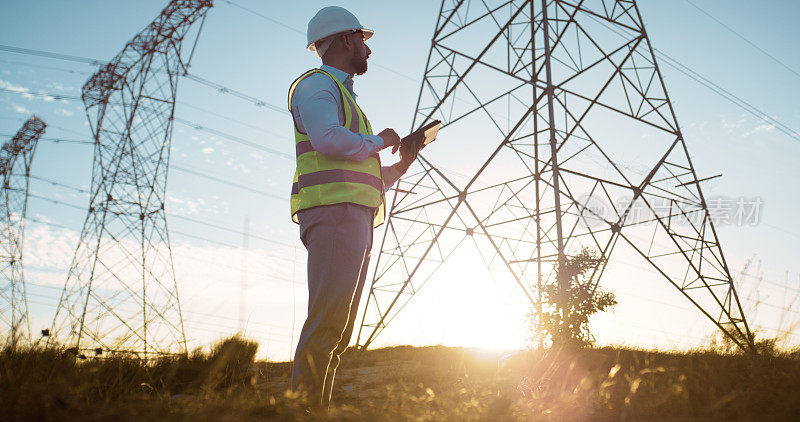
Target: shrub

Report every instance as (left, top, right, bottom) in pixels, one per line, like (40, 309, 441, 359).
(534, 248, 617, 349)
(201, 335, 259, 390)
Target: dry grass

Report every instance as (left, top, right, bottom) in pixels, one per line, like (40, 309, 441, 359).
(2, 337, 799, 421)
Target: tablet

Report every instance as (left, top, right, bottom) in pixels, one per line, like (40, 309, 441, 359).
(400, 119, 441, 154)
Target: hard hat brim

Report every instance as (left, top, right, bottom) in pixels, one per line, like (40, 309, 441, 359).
(307, 28, 374, 52)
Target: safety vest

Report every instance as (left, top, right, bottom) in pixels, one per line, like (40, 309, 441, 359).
(288, 68, 385, 227)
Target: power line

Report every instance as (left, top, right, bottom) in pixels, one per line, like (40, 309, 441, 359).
(0, 58, 91, 75)
(3, 68, 471, 183)
(222, 0, 800, 149)
(468, 240, 800, 321)
(683, 0, 800, 79)
(25, 189, 296, 251)
(6, 133, 290, 202)
(24, 282, 294, 332)
(25, 292, 296, 343)
(0, 86, 294, 160)
(655, 53, 800, 142)
(763, 222, 800, 240)
(612, 282, 800, 322)
(171, 213, 296, 249)
(24, 214, 302, 282)
(27, 121, 86, 138)
(0, 44, 104, 65)
(223, 0, 419, 84)
(223, 0, 303, 36)
(2, 58, 284, 138)
(745, 297, 800, 317)
(739, 272, 800, 295)
(24, 213, 305, 348)
(177, 101, 279, 136)
(26, 291, 793, 348)
(0, 43, 288, 114)
(606, 320, 709, 344)
(31, 136, 93, 145)
(169, 163, 285, 201)
(0, 134, 91, 145)
(173, 116, 291, 159)
(23, 200, 306, 316)
(17, 140, 287, 201)
(1, 83, 476, 197)
(22, 220, 797, 346)
(23, 148, 288, 204)
(4, 13, 799, 148)
(584, 12, 800, 144)
(38, 177, 789, 321)
(4, 14, 792, 350)
(0, 86, 78, 102)
(28, 174, 89, 192)
(24, 290, 295, 341)
(182, 73, 288, 115)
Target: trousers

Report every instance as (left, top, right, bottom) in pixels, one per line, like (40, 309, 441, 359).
(291, 203, 374, 408)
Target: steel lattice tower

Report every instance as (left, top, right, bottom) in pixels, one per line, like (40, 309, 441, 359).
(51, 0, 212, 357)
(358, 0, 754, 351)
(0, 116, 45, 348)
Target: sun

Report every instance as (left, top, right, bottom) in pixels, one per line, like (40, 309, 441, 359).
(376, 246, 534, 352)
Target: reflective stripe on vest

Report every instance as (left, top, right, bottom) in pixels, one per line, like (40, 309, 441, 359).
(288, 68, 385, 227)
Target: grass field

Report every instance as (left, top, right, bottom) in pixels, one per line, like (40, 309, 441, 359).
(3, 337, 799, 421)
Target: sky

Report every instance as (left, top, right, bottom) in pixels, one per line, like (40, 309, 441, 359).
(1, 0, 799, 360)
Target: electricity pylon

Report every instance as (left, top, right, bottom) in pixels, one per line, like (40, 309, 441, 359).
(357, 0, 754, 351)
(0, 116, 45, 348)
(51, 0, 213, 358)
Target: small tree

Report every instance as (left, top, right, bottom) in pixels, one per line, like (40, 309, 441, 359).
(536, 248, 617, 349)
(711, 328, 772, 355)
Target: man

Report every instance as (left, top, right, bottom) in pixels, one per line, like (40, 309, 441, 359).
(288, 6, 414, 408)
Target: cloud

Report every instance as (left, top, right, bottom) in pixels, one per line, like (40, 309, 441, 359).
(21, 218, 304, 360)
(55, 108, 74, 117)
(166, 193, 229, 217)
(22, 221, 80, 279)
(0, 79, 30, 95)
(719, 115, 747, 132)
(201, 147, 214, 154)
(222, 159, 251, 175)
(49, 82, 73, 92)
(11, 103, 30, 114)
(0, 79, 55, 102)
(742, 122, 776, 138)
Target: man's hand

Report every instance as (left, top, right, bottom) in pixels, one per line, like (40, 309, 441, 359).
(378, 128, 401, 153)
(396, 138, 417, 174)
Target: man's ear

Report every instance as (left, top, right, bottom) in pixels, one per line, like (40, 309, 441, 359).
(339, 33, 352, 51)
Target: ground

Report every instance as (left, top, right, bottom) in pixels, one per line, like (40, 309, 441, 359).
(2, 338, 799, 421)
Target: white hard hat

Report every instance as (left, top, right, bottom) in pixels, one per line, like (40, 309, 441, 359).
(306, 6, 374, 52)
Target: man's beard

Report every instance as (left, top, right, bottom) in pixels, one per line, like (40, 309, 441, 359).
(352, 53, 368, 76)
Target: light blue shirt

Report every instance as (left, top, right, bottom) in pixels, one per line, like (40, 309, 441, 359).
(290, 64, 401, 189)
(291, 65, 384, 160)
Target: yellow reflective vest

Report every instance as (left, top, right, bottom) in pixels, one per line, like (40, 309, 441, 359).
(288, 68, 385, 227)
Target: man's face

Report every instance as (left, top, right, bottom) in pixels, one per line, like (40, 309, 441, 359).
(348, 30, 371, 76)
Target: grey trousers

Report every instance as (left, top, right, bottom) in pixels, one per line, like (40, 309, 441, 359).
(291, 203, 373, 408)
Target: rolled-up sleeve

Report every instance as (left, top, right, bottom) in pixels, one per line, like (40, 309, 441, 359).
(381, 164, 403, 192)
(292, 76, 384, 162)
